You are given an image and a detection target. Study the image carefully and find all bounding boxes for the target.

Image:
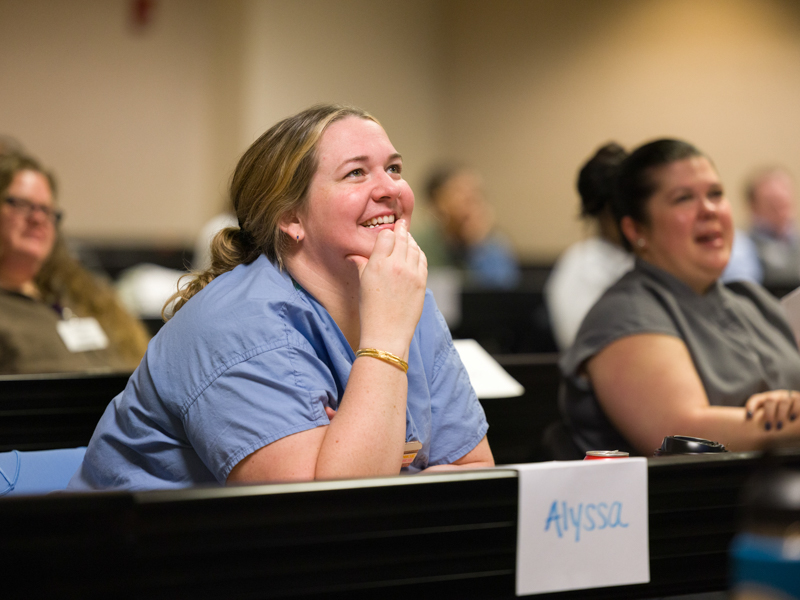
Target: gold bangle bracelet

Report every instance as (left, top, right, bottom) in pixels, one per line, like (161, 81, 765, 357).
(355, 348, 409, 373)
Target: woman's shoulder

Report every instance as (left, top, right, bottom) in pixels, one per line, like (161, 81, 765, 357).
(723, 279, 783, 310)
(585, 266, 673, 319)
(722, 280, 796, 340)
(142, 259, 337, 406)
(162, 257, 316, 355)
(190, 256, 296, 310)
(560, 268, 682, 376)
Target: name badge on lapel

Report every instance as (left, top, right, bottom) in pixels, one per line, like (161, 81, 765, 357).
(57, 317, 109, 352)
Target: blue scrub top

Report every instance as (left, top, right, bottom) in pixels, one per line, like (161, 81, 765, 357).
(69, 255, 488, 491)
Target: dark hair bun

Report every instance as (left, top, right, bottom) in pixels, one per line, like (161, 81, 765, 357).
(577, 142, 627, 218)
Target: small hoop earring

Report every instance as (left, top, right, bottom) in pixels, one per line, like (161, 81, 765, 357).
(636, 238, 646, 248)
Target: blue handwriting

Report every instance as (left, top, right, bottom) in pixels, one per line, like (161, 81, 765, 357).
(544, 500, 629, 542)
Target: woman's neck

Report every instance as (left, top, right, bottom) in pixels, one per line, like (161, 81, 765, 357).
(635, 254, 716, 296)
(284, 254, 362, 351)
(597, 209, 623, 246)
(0, 276, 40, 299)
(0, 257, 41, 298)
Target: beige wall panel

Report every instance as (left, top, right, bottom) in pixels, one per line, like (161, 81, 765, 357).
(440, 0, 800, 262)
(0, 0, 221, 244)
(239, 0, 445, 214)
(4, 0, 800, 260)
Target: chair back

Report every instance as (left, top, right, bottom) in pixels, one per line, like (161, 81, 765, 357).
(0, 446, 86, 497)
(0, 371, 130, 451)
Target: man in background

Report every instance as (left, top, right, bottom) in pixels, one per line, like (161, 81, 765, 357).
(747, 167, 800, 291)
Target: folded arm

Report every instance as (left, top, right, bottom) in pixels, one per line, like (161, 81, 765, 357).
(586, 333, 800, 454)
(227, 354, 410, 484)
(422, 435, 495, 472)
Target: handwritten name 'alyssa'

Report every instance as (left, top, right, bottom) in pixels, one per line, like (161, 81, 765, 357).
(544, 500, 629, 542)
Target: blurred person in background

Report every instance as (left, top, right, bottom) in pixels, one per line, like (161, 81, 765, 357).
(415, 165, 520, 289)
(544, 143, 634, 351)
(746, 167, 800, 291)
(0, 152, 149, 374)
(559, 139, 800, 457)
(719, 229, 763, 286)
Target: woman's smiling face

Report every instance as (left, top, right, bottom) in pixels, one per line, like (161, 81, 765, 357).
(297, 116, 414, 272)
(630, 156, 733, 293)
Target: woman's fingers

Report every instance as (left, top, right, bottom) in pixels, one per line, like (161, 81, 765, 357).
(372, 226, 397, 260)
(391, 218, 409, 260)
(325, 406, 337, 422)
(746, 389, 800, 432)
(412, 236, 428, 279)
(775, 390, 800, 430)
(406, 232, 422, 267)
(356, 218, 427, 356)
(361, 218, 407, 266)
(760, 399, 778, 431)
(345, 253, 369, 277)
(346, 224, 399, 276)
(745, 391, 771, 417)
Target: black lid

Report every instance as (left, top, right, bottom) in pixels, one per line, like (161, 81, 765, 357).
(653, 435, 728, 456)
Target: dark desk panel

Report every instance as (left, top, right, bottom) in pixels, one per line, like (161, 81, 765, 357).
(451, 290, 558, 355)
(1, 491, 134, 598)
(0, 371, 129, 451)
(480, 353, 562, 464)
(4, 450, 799, 599)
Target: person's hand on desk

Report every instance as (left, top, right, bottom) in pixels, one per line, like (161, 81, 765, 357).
(745, 390, 800, 432)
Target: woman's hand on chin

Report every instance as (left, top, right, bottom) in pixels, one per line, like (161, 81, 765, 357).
(346, 219, 428, 359)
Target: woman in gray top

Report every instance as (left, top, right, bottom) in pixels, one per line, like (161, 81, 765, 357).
(560, 139, 800, 456)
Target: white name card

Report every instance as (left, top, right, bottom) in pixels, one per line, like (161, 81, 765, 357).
(514, 458, 650, 596)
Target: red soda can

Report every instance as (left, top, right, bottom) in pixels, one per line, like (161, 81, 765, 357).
(584, 450, 629, 460)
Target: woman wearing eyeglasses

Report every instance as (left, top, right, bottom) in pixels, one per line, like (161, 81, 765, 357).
(0, 152, 149, 374)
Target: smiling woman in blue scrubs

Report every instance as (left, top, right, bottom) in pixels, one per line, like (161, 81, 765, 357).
(69, 104, 493, 491)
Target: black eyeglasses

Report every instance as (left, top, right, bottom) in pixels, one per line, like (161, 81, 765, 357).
(3, 196, 63, 225)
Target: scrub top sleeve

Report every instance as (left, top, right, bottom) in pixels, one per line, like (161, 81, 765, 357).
(183, 342, 337, 483)
(426, 309, 489, 466)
